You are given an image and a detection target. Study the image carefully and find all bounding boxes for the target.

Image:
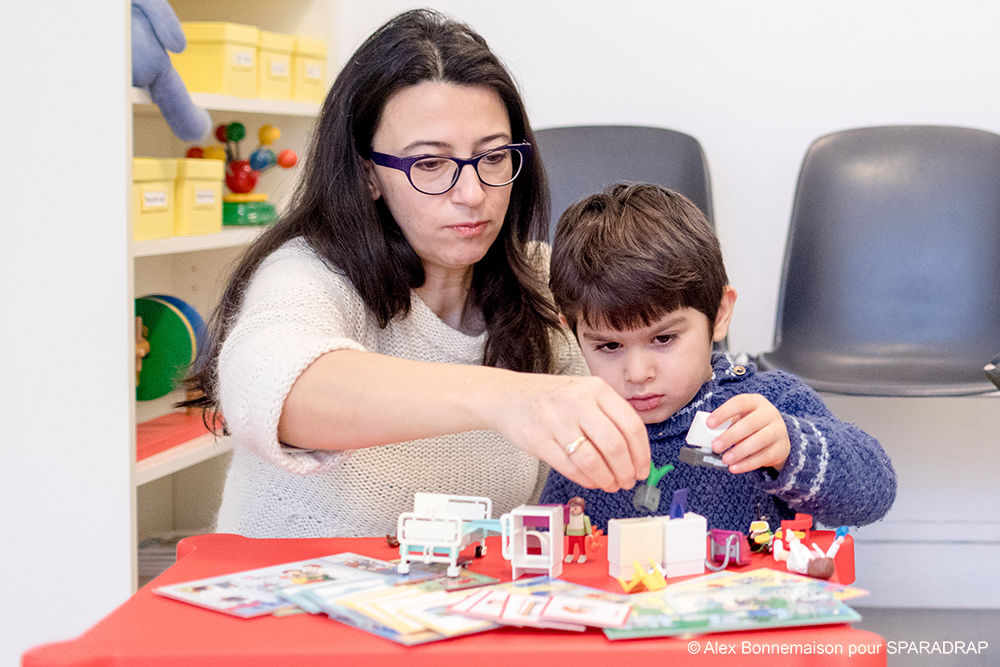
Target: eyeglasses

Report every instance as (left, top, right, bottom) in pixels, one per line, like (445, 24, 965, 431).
(369, 143, 531, 195)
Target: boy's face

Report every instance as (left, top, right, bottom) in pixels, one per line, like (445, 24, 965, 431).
(574, 289, 735, 425)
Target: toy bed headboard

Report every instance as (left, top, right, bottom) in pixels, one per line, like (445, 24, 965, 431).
(412, 493, 492, 521)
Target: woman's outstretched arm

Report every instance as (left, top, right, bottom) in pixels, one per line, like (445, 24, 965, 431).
(279, 349, 650, 493)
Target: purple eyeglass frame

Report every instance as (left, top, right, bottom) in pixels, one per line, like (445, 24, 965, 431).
(369, 142, 532, 195)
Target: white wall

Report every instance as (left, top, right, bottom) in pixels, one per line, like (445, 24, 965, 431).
(337, 0, 1000, 355)
(0, 2, 133, 666)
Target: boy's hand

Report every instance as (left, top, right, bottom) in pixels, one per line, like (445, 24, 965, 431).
(707, 394, 790, 474)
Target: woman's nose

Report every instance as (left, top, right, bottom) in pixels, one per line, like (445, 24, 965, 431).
(449, 163, 487, 207)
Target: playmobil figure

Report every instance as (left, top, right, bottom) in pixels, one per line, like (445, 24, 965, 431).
(131, 0, 211, 141)
(772, 527, 840, 580)
(748, 517, 775, 553)
(178, 10, 649, 539)
(540, 183, 897, 533)
(564, 497, 592, 563)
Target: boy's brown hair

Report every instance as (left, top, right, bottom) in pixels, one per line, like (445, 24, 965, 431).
(550, 182, 728, 334)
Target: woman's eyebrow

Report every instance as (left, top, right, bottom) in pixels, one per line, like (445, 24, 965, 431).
(475, 132, 512, 147)
(400, 132, 512, 155)
(401, 139, 451, 153)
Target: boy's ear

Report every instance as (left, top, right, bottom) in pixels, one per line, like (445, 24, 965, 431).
(558, 313, 569, 328)
(712, 286, 737, 342)
(361, 159, 382, 200)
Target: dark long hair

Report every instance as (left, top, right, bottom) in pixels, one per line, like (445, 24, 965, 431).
(181, 9, 559, 416)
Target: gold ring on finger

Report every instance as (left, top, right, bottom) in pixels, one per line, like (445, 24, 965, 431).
(564, 436, 588, 455)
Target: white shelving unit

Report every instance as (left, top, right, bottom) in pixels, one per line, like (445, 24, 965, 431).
(131, 225, 266, 257)
(131, 87, 321, 118)
(135, 433, 234, 487)
(128, 0, 333, 587)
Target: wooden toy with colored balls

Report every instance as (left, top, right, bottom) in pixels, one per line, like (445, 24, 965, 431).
(184, 122, 299, 226)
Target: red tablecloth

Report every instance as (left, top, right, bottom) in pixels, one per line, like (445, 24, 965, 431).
(24, 532, 884, 667)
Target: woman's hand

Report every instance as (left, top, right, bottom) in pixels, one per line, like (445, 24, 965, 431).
(708, 394, 790, 474)
(484, 372, 650, 492)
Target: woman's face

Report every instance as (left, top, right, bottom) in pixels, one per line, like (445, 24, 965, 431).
(366, 81, 514, 276)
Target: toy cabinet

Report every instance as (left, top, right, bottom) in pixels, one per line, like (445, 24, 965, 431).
(499, 505, 564, 579)
(128, 0, 332, 588)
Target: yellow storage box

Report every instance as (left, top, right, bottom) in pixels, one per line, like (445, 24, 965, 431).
(172, 23, 260, 98)
(173, 158, 224, 236)
(258, 31, 294, 100)
(132, 158, 177, 240)
(292, 36, 327, 103)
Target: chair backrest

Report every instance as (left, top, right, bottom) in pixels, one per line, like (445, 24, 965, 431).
(533, 125, 714, 243)
(760, 125, 1000, 396)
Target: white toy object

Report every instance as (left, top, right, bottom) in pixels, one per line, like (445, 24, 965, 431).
(499, 505, 564, 579)
(682, 411, 733, 468)
(773, 528, 839, 580)
(608, 507, 707, 580)
(658, 512, 707, 578)
(397, 494, 563, 579)
(686, 410, 732, 451)
(607, 517, 663, 579)
(396, 493, 498, 577)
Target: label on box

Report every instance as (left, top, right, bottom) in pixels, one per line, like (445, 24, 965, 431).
(141, 188, 168, 211)
(305, 64, 321, 80)
(232, 49, 253, 69)
(269, 59, 289, 79)
(194, 188, 216, 207)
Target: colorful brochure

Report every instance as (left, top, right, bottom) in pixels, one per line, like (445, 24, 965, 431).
(153, 552, 439, 618)
(604, 567, 863, 640)
(448, 576, 631, 631)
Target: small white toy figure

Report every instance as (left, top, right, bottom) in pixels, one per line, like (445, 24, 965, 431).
(773, 529, 836, 580)
(564, 497, 592, 563)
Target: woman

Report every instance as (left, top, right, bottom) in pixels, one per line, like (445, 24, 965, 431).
(183, 9, 649, 538)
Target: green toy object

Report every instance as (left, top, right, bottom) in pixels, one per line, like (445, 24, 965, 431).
(633, 462, 675, 513)
(135, 296, 198, 401)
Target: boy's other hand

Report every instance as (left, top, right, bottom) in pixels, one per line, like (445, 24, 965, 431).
(707, 394, 790, 474)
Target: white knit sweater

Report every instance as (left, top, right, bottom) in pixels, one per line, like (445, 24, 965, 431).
(215, 237, 588, 538)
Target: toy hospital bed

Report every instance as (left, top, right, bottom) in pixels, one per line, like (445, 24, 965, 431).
(396, 493, 502, 577)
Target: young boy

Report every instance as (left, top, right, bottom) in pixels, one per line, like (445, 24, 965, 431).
(540, 183, 896, 532)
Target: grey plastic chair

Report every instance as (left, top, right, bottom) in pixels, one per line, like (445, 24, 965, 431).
(758, 125, 1000, 396)
(533, 125, 714, 242)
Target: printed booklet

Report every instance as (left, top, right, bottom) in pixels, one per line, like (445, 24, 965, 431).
(604, 568, 864, 640)
(153, 552, 446, 619)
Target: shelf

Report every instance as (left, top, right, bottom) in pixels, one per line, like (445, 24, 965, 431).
(130, 87, 321, 117)
(135, 432, 232, 485)
(131, 226, 267, 257)
(135, 412, 232, 486)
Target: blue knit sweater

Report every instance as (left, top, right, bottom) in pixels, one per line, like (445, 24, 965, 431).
(539, 354, 897, 532)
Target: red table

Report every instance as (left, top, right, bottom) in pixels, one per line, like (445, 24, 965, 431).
(24, 532, 885, 666)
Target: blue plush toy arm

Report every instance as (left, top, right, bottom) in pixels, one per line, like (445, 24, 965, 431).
(131, 0, 211, 141)
(133, 0, 186, 53)
(150, 65, 213, 142)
